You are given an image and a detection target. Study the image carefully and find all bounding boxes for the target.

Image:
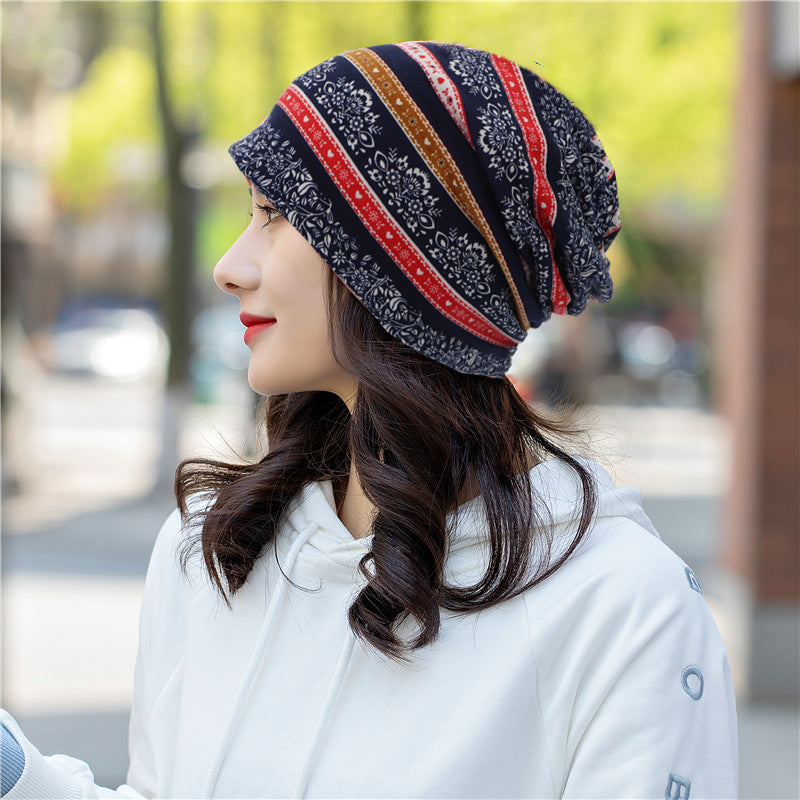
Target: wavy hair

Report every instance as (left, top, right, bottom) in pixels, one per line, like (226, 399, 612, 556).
(175, 274, 596, 659)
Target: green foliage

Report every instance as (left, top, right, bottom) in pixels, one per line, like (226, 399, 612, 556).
(51, 44, 159, 209)
(160, 2, 281, 140)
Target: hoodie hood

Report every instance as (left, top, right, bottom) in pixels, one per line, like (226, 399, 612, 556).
(281, 480, 373, 572)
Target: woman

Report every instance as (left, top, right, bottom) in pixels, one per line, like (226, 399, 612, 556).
(1, 42, 737, 799)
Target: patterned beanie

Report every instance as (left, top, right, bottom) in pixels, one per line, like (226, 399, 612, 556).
(229, 42, 620, 378)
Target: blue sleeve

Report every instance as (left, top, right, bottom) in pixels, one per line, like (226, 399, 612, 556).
(1, 723, 25, 796)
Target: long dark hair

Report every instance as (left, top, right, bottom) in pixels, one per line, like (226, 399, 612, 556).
(175, 274, 596, 659)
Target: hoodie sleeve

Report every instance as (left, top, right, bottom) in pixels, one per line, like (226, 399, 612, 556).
(529, 526, 738, 800)
(0, 711, 145, 799)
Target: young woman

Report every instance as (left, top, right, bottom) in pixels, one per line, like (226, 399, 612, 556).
(1, 42, 737, 799)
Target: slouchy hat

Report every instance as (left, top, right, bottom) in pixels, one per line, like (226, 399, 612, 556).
(229, 42, 620, 377)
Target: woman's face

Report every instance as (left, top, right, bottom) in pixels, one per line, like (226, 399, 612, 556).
(214, 188, 357, 402)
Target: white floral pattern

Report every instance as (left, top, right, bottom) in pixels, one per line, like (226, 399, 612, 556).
(430, 229, 492, 297)
(314, 77, 382, 155)
(500, 186, 554, 314)
(531, 76, 616, 311)
(295, 57, 339, 86)
(446, 45, 498, 100)
(426, 228, 518, 332)
(476, 103, 529, 184)
(366, 149, 441, 234)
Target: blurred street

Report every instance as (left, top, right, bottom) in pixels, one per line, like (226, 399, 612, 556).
(1, 372, 798, 797)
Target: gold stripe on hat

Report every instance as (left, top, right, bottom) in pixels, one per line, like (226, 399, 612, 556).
(344, 47, 530, 331)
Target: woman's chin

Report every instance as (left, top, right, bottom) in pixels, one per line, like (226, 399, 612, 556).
(247, 359, 357, 400)
(247, 366, 280, 396)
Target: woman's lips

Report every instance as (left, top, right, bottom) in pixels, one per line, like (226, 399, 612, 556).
(240, 312, 276, 345)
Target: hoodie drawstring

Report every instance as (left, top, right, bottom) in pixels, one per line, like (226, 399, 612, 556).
(202, 523, 318, 799)
(291, 631, 356, 798)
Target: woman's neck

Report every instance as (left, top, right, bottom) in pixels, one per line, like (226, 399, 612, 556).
(338, 460, 376, 539)
(338, 449, 540, 540)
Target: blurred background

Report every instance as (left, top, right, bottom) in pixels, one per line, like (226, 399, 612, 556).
(1, 1, 797, 795)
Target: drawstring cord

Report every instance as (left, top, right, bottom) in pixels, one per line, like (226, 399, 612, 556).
(201, 524, 318, 799)
(291, 631, 356, 799)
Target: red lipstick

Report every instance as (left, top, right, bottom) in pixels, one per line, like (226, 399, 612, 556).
(240, 312, 276, 345)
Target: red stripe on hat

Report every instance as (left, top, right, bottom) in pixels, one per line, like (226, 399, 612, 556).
(278, 84, 518, 349)
(344, 47, 529, 330)
(398, 42, 473, 146)
(492, 55, 571, 315)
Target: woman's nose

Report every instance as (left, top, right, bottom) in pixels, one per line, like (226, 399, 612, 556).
(213, 235, 261, 295)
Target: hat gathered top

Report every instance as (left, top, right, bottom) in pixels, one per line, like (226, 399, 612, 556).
(229, 41, 620, 377)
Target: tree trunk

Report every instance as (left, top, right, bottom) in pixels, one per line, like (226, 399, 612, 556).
(148, 0, 200, 493)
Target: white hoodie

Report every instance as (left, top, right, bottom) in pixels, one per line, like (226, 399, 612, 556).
(1, 458, 738, 798)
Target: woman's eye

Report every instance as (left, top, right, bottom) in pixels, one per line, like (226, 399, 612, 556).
(255, 202, 282, 227)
